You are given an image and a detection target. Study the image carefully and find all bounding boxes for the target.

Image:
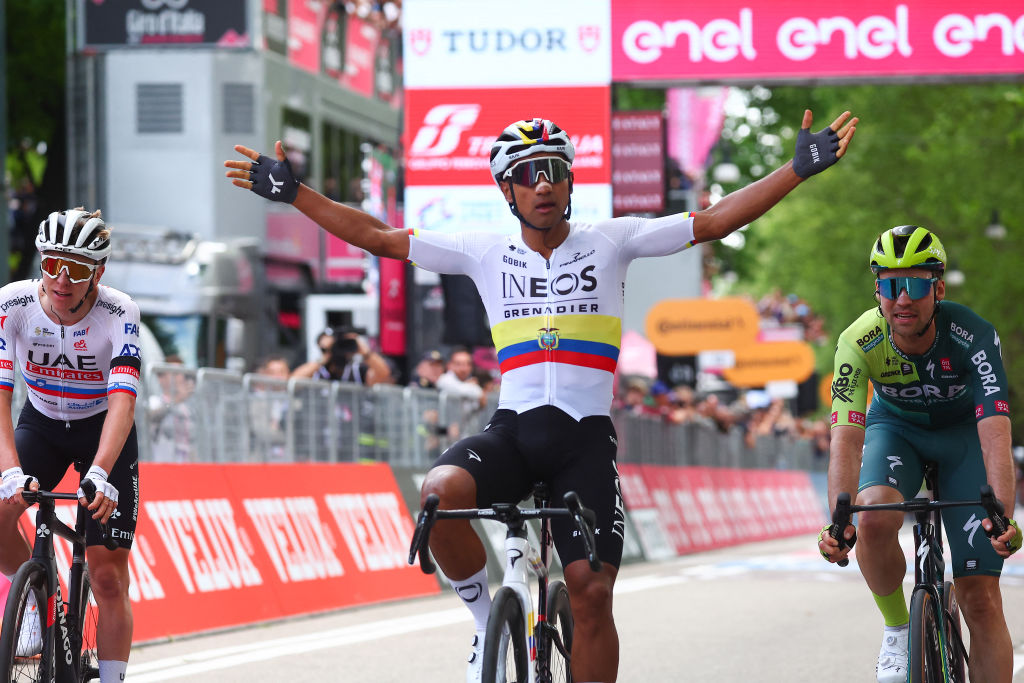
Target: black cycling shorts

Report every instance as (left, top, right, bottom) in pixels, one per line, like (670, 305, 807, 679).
(15, 401, 140, 550)
(432, 405, 624, 569)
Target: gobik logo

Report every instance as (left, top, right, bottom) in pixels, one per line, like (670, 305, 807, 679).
(409, 105, 481, 157)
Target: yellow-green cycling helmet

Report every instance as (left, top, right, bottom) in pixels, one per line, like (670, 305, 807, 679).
(869, 225, 946, 274)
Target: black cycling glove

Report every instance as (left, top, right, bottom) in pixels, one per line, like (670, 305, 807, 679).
(249, 154, 300, 203)
(792, 124, 841, 179)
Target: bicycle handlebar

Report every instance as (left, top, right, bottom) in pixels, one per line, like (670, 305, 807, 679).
(407, 491, 603, 575)
(831, 484, 1012, 566)
(22, 480, 119, 551)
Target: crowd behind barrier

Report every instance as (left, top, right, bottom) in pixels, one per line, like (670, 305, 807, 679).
(9, 362, 824, 472)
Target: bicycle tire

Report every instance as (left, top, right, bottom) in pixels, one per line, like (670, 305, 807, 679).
(482, 587, 529, 683)
(941, 581, 966, 683)
(75, 568, 100, 683)
(541, 580, 574, 683)
(0, 562, 49, 683)
(909, 588, 944, 683)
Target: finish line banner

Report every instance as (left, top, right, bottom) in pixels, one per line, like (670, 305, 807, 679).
(613, 1, 1024, 82)
(13, 463, 439, 643)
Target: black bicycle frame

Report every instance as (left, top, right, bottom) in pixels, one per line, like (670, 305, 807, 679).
(25, 492, 92, 683)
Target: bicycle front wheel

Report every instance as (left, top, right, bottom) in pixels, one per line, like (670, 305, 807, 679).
(482, 587, 529, 683)
(0, 562, 49, 683)
(540, 580, 574, 683)
(74, 569, 100, 683)
(941, 581, 965, 683)
(909, 588, 944, 683)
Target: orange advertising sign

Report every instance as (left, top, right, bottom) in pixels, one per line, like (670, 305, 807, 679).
(722, 341, 816, 387)
(644, 297, 760, 355)
(820, 371, 874, 408)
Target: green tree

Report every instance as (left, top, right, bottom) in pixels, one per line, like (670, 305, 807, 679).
(6, 0, 67, 275)
(716, 84, 1024, 438)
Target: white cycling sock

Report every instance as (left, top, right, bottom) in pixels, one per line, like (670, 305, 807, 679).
(884, 623, 909, 633)
(450, 567, 491, 631)
(98, 660, 127, 682)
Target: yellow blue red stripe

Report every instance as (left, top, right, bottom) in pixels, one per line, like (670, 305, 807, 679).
(492, 314, 621, 374)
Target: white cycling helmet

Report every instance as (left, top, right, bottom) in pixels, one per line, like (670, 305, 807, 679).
(36, 209, 112, 262)
(489, 118, 575, 186)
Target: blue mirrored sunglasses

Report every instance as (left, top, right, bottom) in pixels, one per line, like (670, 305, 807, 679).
(877, 276, 937, 300)
(502, 157, 570, 186)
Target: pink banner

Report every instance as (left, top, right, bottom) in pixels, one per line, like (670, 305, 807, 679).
(613, 1, 1024, 81)
(666, 87, 730, 179)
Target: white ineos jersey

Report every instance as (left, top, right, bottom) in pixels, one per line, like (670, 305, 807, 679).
(0, 280, 143, 420)
(407, 214, 697, 420)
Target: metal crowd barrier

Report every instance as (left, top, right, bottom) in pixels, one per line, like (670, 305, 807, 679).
(8, 363, 822, 471)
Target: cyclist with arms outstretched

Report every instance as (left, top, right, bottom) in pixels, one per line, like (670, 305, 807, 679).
(818, 225, 1020, 683)
(0, 209, 142, 683)
(226, 109, 857, 682)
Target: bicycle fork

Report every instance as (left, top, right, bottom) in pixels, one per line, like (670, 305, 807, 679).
(503, 530, 540, 682)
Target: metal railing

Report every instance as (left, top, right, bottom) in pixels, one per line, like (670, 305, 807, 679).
(8, 363, 823, 471)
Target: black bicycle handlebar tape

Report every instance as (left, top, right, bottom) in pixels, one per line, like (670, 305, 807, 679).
(563, 491, 602, 572)
(79, 480, 120, 551)
(408, 493, 440, 574)
(831, 492, 853, 567)
(979, 485, 1011, 550)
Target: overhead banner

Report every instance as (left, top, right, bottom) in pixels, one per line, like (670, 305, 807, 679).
(402, 0, 611, 88)
(81, 0, 250, 48)
(612, 1, 1024, 82)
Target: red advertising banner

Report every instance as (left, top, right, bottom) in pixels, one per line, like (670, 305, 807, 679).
(404, 87, 612, 187)
(619, 463, 823, 559)
(613, 1, 1024, 82)
(611, 111, 664, 216)
(13, 463, 439, 643)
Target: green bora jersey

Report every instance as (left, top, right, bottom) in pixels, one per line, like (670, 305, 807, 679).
(831, 301, 1009, 429)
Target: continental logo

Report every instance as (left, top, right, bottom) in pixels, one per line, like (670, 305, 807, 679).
(1, 294, 34, 313)
(856, 325, 884, 352)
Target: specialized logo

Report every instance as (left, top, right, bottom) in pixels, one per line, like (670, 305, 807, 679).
(466, 449, 481, 462)
(916, 537, 930, 576)
(925, 359, 935, 379)
(537, 328, 560, 350)
(887, 455, 902, 471)
(410, 104, 481, 157)
(963, 514, 982, 548)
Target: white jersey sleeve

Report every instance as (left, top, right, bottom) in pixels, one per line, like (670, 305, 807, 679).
(595, 212, 697, 261)
(406, 228, 503, 280)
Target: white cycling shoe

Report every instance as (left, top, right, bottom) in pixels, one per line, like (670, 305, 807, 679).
(466, 631, 484, 683)
(876, 625, 909, 683)
(16, 596, 43, 658)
